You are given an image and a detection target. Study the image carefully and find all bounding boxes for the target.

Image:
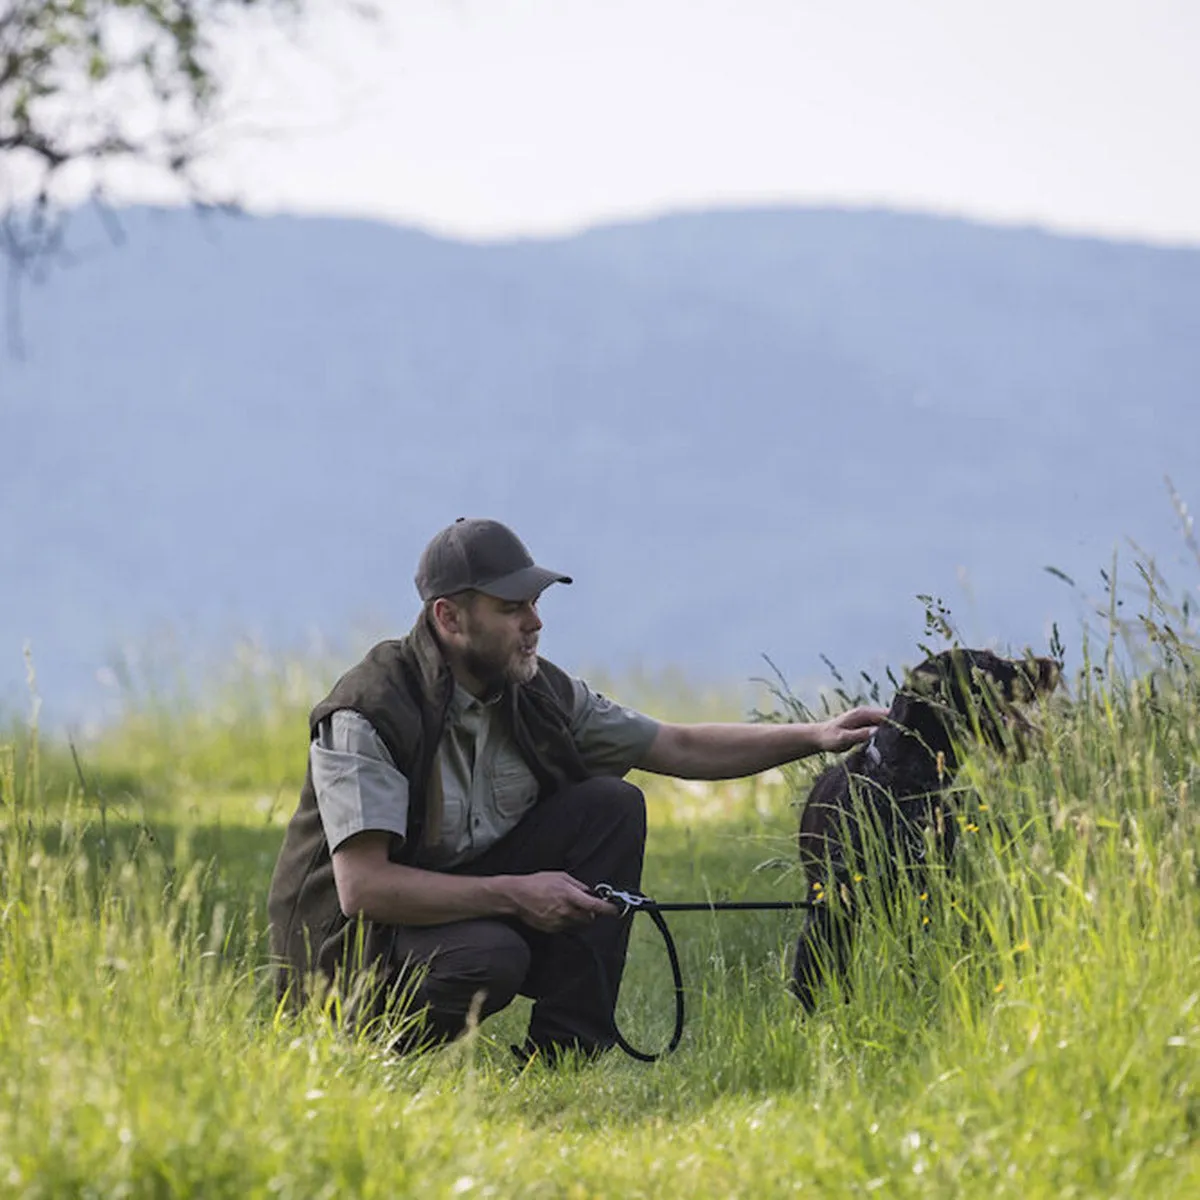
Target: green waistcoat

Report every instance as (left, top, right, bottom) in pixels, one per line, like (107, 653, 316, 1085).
(265, 614, 591, 1006)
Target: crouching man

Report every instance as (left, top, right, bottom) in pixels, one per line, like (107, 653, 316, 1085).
(267, 518, 885, 1062)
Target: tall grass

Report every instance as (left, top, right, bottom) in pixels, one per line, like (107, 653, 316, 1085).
(2, 554, 1198, 1196)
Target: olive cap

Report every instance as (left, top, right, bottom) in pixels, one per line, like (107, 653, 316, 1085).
(415, 518, 572, 602)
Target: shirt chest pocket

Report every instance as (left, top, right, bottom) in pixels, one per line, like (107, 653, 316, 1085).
(488, 751, 539, 823)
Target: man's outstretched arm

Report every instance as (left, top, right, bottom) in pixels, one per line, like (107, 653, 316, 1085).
(635, 707, 888, 779)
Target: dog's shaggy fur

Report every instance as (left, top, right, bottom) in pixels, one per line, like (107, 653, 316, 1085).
(791, 648, 1061, 1011)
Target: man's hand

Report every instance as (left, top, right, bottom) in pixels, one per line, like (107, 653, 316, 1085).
(333, 835, 621, 929)
(503, 871, 619, 932)
(814, 706, 890, 753)
(638, 706, 894, 779)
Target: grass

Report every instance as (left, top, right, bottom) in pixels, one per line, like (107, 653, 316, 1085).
(2, 590, 1199, 1196)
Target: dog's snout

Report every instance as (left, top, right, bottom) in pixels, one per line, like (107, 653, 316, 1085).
(1038, 658, 1063, 693)
(1014, 656, 1062, 701)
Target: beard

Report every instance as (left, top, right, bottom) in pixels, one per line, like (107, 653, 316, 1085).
(461, 630, 540, 691)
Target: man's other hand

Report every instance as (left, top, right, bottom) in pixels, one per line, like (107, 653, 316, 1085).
(503, 871, 619, 932)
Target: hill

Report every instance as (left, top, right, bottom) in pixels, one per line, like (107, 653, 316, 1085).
(2, 204, 1198, 725)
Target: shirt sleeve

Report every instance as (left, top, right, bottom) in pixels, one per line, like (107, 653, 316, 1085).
(568, 677, 661, 776)
(310, 709, 410, 853)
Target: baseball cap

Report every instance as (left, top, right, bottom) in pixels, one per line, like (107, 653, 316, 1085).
(415, 518, 572, 602)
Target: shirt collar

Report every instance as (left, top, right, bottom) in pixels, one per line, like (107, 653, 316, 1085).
(450, 681, 505, 716)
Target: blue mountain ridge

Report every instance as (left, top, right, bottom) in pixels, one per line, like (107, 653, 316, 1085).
(3, 204, 1198, 728)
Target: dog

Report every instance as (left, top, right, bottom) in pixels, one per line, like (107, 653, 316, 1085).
(791, 648, 1061, 1011)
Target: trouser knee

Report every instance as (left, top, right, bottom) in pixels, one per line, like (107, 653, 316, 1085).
(383, 921, 531, 1052)
(423, 925, 531, 1016)
(573, 776, 647, 840)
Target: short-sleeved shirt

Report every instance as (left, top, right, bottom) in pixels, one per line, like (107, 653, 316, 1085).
(311, 676, 660, 869)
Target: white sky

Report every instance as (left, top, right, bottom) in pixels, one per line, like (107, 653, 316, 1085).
(50, 0, 1200, 244)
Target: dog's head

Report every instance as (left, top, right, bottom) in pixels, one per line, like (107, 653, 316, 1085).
(888, 648, 1061, 762)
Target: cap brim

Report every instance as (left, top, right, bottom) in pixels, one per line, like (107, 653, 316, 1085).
(476, 565, 572, 602)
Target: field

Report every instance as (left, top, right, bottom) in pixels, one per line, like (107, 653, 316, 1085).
(2, 590, 1198, 1198)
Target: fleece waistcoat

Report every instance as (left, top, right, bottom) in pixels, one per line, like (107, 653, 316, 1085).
(265, 614, 591, 1005)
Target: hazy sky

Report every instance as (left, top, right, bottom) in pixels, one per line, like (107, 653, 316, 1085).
(70, 1, 1200, 244)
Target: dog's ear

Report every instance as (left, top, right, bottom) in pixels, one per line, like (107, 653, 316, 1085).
(887, 690, 925, 730)
(883, 685, 957, 761)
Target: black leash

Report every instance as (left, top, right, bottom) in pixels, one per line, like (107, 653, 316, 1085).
(589, 883, 816, 1062)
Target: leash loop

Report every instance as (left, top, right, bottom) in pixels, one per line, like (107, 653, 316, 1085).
(586, 885, 684, 1062)
(587, 883, 814, 1062)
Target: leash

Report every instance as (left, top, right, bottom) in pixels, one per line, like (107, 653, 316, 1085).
(587, 883, 816, 1062)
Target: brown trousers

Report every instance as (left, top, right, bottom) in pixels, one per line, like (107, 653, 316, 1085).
(382, 776, 647, 1057)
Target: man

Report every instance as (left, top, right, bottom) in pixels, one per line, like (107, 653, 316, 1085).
(267, 518, 886, 1061)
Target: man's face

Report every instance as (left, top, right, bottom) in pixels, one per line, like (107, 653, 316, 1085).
(454, 591, 543, 688)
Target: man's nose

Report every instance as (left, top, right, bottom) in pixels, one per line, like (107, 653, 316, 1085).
(523, 603, 542, 632)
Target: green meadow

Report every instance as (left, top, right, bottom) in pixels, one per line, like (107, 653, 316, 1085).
(2, 569, 1198, 1198)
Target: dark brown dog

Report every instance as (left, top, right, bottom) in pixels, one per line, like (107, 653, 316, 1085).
(791, 648, 1060, 1011)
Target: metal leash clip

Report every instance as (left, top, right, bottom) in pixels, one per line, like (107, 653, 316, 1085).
(592, 882, 652, 917)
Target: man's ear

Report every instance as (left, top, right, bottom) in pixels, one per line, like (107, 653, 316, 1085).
(431, 596, 464, 637)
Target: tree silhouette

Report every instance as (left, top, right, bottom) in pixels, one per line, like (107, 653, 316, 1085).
(0, 1, 351, 280)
